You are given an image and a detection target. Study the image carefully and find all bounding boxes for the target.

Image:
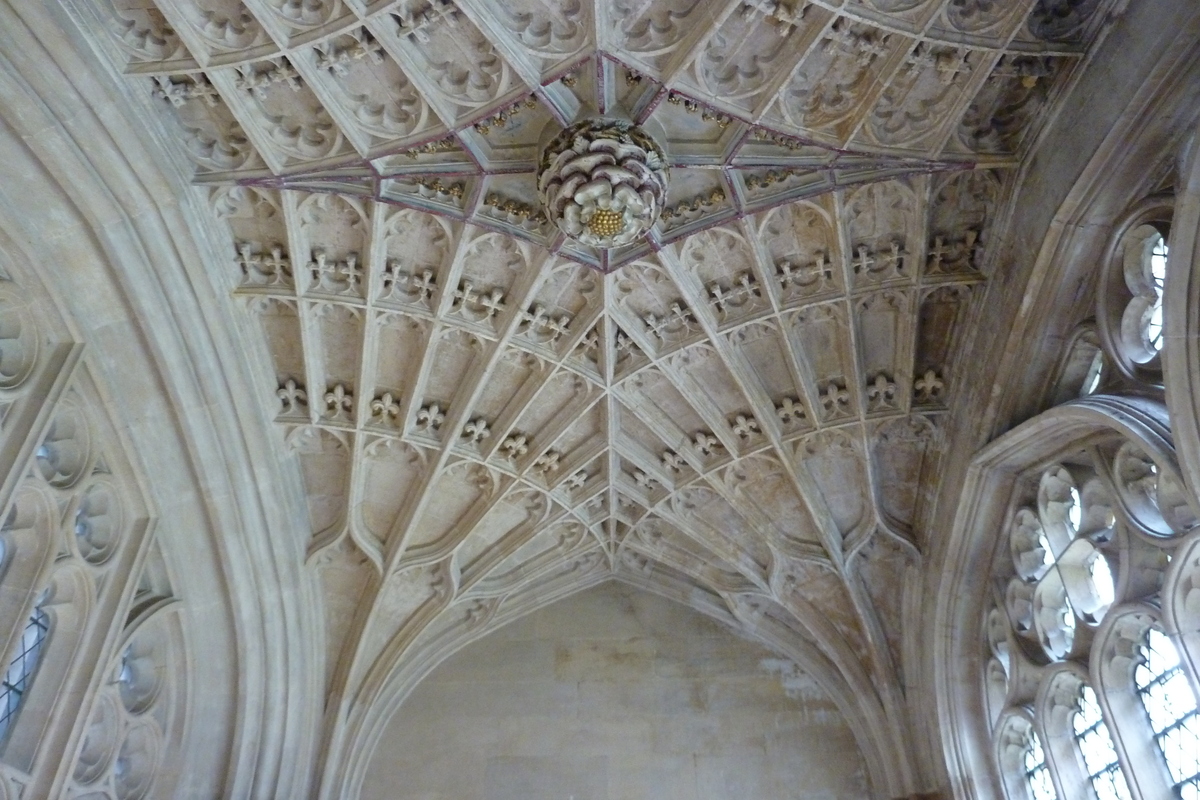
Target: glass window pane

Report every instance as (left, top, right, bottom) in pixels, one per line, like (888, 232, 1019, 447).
(1072, 686, 1132, 800)
(0, 606, 49, 741)
(1025, 730, 1058, 800)
(1136, 629, 1200, 795)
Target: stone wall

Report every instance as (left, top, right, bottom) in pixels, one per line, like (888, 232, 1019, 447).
(360, 582, 869, 800)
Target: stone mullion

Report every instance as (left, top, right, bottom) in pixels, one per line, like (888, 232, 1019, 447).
(384, 246, 554, 569)
(658, 247, 848, 566)
(833, 189, 868, 424)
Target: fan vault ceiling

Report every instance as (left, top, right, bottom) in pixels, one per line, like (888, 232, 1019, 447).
(75, 0, 1117, 791)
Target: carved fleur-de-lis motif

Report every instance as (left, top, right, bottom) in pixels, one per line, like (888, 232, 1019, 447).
(776, 397, 805, 425)
(415, 403, 445, 431)
(693, 431, 723, 457)
(276, 379, 307, 415)
(632, 470, 657, 490)
(323, 384, 353, 421)
(534, 450, 561, 475)
(661, 450, 686, 473)
(462, 417, 491, 443)
(500, 434, 529, 460)
(370, 392, 401, 425)
(866, 373, 899, 412)
(731, 414, 760, 440)
(565, 470, 589, 490)
(914, 369, 945, 404)
(820, 382, 851, 418)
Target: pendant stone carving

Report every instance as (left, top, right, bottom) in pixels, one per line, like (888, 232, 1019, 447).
(537, 118, 668, 249)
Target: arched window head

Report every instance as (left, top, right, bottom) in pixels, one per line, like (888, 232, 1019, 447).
(0, 601, 50, 742)
(1025, 729, 1057, 800)
(1071, 685, 1132, 800)
(1135, 628, 1200, 798)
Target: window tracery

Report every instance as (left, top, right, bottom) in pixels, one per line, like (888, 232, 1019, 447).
(983, 174, 1200, 799)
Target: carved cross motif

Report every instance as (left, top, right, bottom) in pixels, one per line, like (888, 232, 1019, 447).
(453, 281, 507, 322)
(564, 470, 589, 490)
(707, 273, 761, 315)
(238, 243, 292, 287)
(776, 255, 831, 294)
(643, 302, 695, 342)
(520, 304, 572, 344)
(382, 262, 437, 304)
(309, 251, 362, 296)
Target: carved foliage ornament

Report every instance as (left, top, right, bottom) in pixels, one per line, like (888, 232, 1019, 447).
(537, 118, 668, 248)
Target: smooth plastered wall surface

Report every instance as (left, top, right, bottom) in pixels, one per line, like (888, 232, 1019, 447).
(360, 582, 869, 800)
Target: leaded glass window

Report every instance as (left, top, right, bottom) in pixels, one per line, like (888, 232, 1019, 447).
(1135, 628, 1200, 799)
(1025, 729, 1058, 800)
(1072, 685, 1132, 800)
(0, 604, 49, 741)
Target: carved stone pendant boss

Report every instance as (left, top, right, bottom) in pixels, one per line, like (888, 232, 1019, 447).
(536, 118, 669, 249)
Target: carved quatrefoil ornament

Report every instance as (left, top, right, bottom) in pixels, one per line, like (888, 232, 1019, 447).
(537, 118, 668, 249)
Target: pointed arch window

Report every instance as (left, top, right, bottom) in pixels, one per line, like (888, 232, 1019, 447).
(1135, 628, 1200, 798)
(1072, 685, 1131, 800)
(0, 603, 49, 742)
(1025, 728, 1058, 800)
